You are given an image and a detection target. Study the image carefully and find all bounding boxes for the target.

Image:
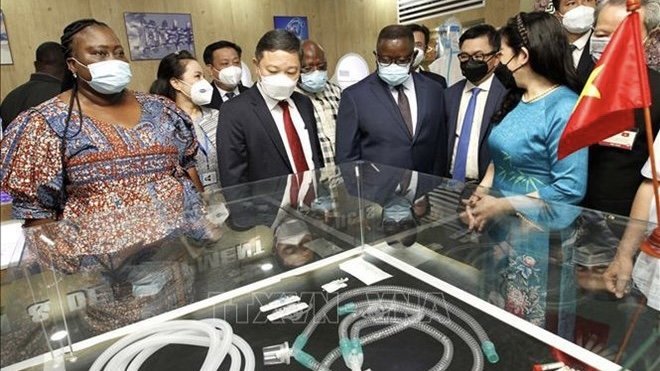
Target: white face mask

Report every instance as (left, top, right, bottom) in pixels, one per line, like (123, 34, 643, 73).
(180, 79, 214, 106)
(259, 73, 297, 101)
(276, 219, 310, 245)
(75, 59, 132, 94)
(589, 34, 610, 62)
(561, 5, 595, 34)
(215, 65, 242, 88)
(412, 47, 425, 68)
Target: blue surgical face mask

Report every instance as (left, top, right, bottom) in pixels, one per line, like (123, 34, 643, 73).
(75, 59, 132, 94)
(300, 70, 328, 93)
(382, 197, 414, 224)
(589, 35, 610, 63)
(377, 62, 411, 86)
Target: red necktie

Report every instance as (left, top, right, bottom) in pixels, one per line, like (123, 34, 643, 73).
(289, 174, 316, 207)
(279, 101, 309, 174)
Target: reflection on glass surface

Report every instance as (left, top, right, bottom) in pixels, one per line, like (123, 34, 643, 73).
(0, 161, 657, 370)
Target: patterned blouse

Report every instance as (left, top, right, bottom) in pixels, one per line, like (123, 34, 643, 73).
(0, 93, 209, 270)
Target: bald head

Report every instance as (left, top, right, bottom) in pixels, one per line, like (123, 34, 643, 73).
(301, 39, 327, 72)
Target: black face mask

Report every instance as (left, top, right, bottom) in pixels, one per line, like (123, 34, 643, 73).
(494, 56, 518, 90)
(460, 60, 490, 84)
(494, 64, 516, 89)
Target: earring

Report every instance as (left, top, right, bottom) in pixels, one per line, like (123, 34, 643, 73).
(73, 72, 78, 78)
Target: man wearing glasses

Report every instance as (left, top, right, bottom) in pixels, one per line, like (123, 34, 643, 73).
(335, 25, 447, 176)
(443, 24, 507, 183)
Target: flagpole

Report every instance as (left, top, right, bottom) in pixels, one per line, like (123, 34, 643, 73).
(628, 0, 660, 257)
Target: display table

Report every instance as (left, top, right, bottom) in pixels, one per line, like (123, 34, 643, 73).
(0, 162, 657, 371)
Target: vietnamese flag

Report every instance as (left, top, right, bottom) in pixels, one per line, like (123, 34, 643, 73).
(558, 11, 652, 159)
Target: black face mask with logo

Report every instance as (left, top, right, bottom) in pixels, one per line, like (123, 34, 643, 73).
(460, 60, 491, 84)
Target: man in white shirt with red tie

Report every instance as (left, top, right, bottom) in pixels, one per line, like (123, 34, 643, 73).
(217, 29, 324, 187)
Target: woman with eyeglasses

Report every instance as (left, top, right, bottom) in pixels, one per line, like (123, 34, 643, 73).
(151, 51, 220, 192)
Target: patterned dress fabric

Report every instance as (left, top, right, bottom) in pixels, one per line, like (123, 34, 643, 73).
(0, 92, 209, 271)
(486, 86, 588, 327)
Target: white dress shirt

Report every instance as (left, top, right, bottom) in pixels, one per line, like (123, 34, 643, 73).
(450, 73, 495, 180)
(257, 83, 315, 173)
(388, 75, 418, 136)
(571, 31, 591, 68)
(215, 83, 241, 102)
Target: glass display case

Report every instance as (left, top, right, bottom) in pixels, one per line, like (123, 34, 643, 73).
(1, 161, 657, 371)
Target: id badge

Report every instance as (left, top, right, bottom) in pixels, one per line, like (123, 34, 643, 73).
(598, 129, 638, 150)
(201, 171, 217, 186)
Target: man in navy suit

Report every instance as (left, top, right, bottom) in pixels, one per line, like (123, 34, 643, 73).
(444, 24, 507, 182)
(335, 25, 447, 176)
(217, 30, 323, 187)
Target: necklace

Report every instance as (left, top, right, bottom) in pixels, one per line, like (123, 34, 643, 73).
(522, 84, 560, 103)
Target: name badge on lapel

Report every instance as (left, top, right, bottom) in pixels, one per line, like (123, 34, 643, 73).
(598, 129, 638, 150)
(201, 171, 218, 186)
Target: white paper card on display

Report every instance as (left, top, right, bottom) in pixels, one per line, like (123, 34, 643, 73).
(1, 220, 25, 269)
(339, 257, 392, 285)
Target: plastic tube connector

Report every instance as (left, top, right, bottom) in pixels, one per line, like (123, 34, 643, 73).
(292, 349, 319, 370)
(338, 302, 357, 316)
(340, 338, 364, 371)
(263, 341, 291, 365)
(292, 335, 308, 352)
(481, 341, 499, 363)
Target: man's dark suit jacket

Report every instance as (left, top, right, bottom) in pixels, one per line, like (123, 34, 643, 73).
(583, 68, 660, 216)
(217, 85, 324, 188)
(204, 83, 248, 111)
(576, 38, 596, 88)
(443, 76, 507, 180)
(1, 73, 62, 130)
(335, 72, 447, 176)
(419, 70, 447, 89)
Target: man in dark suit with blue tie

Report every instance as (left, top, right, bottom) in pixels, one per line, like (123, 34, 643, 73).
(444, 24, 507, 182)
(335, 25, 447, 176)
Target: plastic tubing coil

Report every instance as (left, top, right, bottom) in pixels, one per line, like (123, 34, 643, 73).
(323, 300, 483, 371)
(90, 318, 255, 371)
(300, 285, 492, 346)
(315, 315, 454, 371)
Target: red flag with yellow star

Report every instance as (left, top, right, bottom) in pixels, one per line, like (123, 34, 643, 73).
(557, 11, 652, 159)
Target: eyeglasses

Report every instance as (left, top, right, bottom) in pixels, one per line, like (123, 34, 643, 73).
(301, 63, 328, 74)
(373, 51, 414, 67)
(457, 51, 499, 63)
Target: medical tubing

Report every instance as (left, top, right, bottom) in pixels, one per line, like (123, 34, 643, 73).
(300, 286, 491, 347)
(124, 318, 234, 371)
(233, 333, 257, 371)
(91, 321, 222, 371)
(124, 318, 232, 371)
(317, 317, 455, 371)
(336, 300, 483, 371)
(350, 317, 454, 371)
(124, 333, 254, 371)
(113, 334, 214, 370)
(90, 319, 254, 371)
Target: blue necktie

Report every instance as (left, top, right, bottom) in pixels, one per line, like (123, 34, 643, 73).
(453, 87, 481, 181)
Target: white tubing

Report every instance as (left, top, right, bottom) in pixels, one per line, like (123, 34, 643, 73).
(90, 319, 255, 371)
